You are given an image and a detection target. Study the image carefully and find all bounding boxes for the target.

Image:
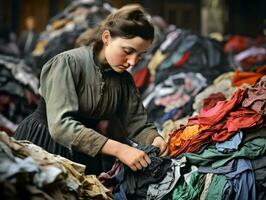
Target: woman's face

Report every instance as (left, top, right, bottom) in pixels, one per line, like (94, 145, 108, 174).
(102, 31, 152, 73)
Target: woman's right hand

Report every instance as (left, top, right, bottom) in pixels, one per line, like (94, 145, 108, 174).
(116, 144, 151, 171)
(101, 139, 151, 171)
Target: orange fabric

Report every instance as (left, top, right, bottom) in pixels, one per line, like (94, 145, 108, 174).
(232, 71, 264, 86)
(232, 66, 266, 86)
(168, 124, 209, 157)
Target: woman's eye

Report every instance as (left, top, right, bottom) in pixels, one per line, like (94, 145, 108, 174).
(123, 48, 133, 55)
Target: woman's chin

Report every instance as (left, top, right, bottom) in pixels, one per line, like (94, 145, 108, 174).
(113, 66, 126, 73)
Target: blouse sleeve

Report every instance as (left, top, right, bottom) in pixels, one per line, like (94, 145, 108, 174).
(118, 72, 160, 145)
(39, 53, 108, 157)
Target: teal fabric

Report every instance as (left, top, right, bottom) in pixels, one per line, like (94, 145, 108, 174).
(182, 138, 266, 168)
(205, 174, 227, 200)
(172, 170, 205, 200)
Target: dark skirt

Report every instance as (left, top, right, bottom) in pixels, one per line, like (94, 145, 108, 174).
(14, 97, 108, 175)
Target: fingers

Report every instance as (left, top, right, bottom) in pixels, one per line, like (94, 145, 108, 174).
(129, 159, 148, 171)
(130, 151, 151, 171)
(143, 154, 151, 165)
(134, 161, 143, 170)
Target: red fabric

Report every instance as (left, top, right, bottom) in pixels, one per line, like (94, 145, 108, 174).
(168, 79, 266, 157)
(226, 108, 263, 132)
(212, 108, 263, 142)
(169, 106, 263, 157)
(174, 52, 190, 68)
(224, 35, 250, 53)
(132, 67, 151, 89)
(0, 127, 13, 136)
(198, 89, 244, 125)
(202, 92, 226, 110)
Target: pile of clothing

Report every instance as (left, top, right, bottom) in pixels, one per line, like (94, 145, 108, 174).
(99, 76, 265, 200)
(0, 55, 39, 135)
(131, 27, 230, 128)
(30, 0, 114, 74)
(0, 131, 112, 200)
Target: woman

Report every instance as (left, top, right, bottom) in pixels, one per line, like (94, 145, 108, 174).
(14, 4, 168, 175)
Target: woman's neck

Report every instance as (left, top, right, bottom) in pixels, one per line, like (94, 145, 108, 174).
(97, 46, 108, 67)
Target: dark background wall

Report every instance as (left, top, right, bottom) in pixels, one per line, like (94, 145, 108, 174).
(0, 0, 265, 37)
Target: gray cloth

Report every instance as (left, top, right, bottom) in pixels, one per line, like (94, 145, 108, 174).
(146, 157, 187, 200)
(198, 159, 236, 174)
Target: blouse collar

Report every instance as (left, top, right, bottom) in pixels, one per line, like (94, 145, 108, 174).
(90, 45, 112, 73)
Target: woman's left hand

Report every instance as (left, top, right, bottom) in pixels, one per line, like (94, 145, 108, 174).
(151, 136, 169, 157)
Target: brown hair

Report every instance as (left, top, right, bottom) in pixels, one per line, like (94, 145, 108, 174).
(76, 4, 154, 48)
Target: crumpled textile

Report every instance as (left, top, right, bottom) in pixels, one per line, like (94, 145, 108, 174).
(251, 155, 266, 200)
(169, 76, 266, 157)
(223, 159, 256, 200)
(0, 131, 112, 200)
(242, 76, 266, 115)
(183, 138, 266, 169)
(123, 145, 172, 199)
(0, 135, 74, 200)
(146, 156, 187, 200)
(232, 70, 265, 87)
(172, 166, 205, 200)
(107, 145, 172, 199)
(199, 173, 214, 200)
(168, 124, 209, 157)
(198, 160, 236, 175)
(202, 92, 226, 111)
(98, 160, 123, 192)
(21, 141, 113, 200)
(193, 72, 236, 113)
(197, 89, 244, 126)
(216, 131, 243, 153)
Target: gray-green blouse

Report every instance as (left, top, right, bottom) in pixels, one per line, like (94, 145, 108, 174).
(39, 45, 159, 157)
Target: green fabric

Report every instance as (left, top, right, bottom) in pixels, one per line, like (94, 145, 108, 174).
(206, 174, 227, 200)
(172, 170, 205, 200)
(39, 45, 159, 157)
(182, 138, 266, 168)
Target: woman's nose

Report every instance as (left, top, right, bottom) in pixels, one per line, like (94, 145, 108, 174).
(127, 54, 139, 66)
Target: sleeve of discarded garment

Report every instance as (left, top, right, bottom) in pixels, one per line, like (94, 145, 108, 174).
(119, 72, 160, 145)
(39, 53, 108, 157)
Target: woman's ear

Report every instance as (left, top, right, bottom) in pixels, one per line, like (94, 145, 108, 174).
(102, 30, 111, 46)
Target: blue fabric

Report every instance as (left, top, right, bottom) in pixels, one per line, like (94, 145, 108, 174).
(223, 159, 256, 200)
(216, 131, 243, 153)
(113, 166, 128, 200)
